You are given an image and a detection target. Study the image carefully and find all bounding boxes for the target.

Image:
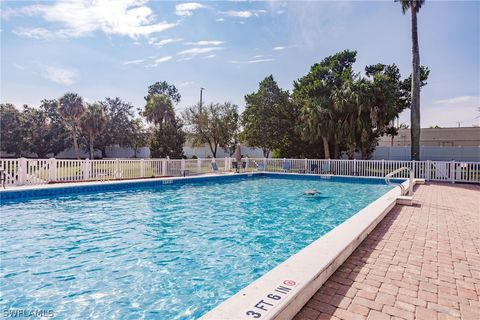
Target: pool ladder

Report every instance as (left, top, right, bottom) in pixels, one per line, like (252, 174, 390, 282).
(385, 167, 414, 196)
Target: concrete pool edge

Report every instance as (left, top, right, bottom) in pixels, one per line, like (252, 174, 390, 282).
(0, 172, 402, 200)
(200, 175, 415, 320)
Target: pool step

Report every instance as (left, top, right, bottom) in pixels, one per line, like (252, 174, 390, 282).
(396, 196, 414, 206)
(415, 179, 426, 185)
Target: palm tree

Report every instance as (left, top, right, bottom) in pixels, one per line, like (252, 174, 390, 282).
(399, 0, 425, 160)
(143, 95, 175, 130)
(81, 103, 107, 159)
(300, 101, 333, 159)
(57, 93, 85, 159)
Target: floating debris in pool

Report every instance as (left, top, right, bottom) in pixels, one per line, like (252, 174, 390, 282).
(303, 189, 320, 196)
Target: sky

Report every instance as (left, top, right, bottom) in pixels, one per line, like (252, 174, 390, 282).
(1, 0, 479, 128)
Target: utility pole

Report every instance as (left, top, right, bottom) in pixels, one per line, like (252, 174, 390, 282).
(456, 121, 463, 128)
(200, 88, 205, 111)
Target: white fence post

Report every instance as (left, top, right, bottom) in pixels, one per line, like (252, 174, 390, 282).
(140, 159, 145, 177)
(83, 159, 90, 180)
(162, 158, 167, 176)
(426, 160, 431, 181)
(304, 158, 308, 172)
(18, 157, 27, 186)
(224, 157, 229, 172)
(353, 158, 357, 176)
(115, 158, 120, 178)
(181, 159, 186, 176)
(382, 159, 385, 176)
(197, 158, 201, 173)
(451, 160, 455, 184)
(48, 158, 57, 182)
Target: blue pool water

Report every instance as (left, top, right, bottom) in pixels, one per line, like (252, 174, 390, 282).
(0, 174, 393, 319)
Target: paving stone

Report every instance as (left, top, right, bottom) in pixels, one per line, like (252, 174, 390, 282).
(294, 184, 480, 320)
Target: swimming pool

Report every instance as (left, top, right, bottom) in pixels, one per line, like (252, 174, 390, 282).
(0, 174, 395, 319)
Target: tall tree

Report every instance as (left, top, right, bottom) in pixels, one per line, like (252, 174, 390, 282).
(97, 97, 138, 158)
(399, 0, 425, 160)
(0, 104, 25, 157)
(149, 118, 186, 158)
(57, 93, 85, 159)
(143, 93, 185, 158)
(22, 104, 69, 158)
(183, 102, 239, 158)
(80, 103, 107, 159)
(143, 95, 175, 130)
(242, 75, 290, 157)
(293, 50, 357, 158)
(129, 119, 148, 158)
(145, 81, 181, 104)
(38, 99, 70, 156)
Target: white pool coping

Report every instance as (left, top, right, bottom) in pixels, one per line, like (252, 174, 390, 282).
(0, 172, 239, 192)
(200, 175, 414, 320)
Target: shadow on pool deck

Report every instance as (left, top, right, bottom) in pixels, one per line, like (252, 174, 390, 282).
(293, 183, 480, 320)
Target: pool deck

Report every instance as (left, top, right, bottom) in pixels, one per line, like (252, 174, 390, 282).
(293, 183, 480, 320)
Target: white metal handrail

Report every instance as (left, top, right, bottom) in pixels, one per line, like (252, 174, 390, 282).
(385, 167, 413, 196)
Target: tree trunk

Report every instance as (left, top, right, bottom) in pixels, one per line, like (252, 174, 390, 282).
(391, 135, 394, 147)
(72, 126, 81, 159)
(206, 141, 216, 158)
(410, 1, 421, 160)
(101, 147, 107, 159)
(263, 148, 270, 158)
(334, 142, 340, 159)
(89, 134, 94, 160)
(361, 146, 368, 160)
(322, 136, 330, 159)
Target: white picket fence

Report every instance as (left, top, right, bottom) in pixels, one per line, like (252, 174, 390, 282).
(0, 158, 479, 187)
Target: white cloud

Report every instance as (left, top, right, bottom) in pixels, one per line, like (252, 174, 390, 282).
(433, 96, 477, 105)
(230, 58, 275, 64)
(248, 58, 274, 63)
(13, 27, 62, 40)
(42, 66, 77, 86)
(123, 59, 144, 65)
(11, 0, 177, 39)
(222, 10, 267, 18)
(185, 40, 223, 46)
(273, 46, 287, 51)
(149, 37, 183, 47)
(175, 2, 205, 16)
(179, 81, 195, 87)
(13, 63, 26, 70)
(154, 56, 173, 64)
(177, 47, 224, 58)
(203, 55, 216, 59)
(216, 18, 225, 22)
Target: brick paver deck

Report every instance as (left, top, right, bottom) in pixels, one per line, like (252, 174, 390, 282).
(294, 183, 480, 320)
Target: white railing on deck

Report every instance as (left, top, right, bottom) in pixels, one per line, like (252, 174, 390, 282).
(0, 158, 478, 186)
